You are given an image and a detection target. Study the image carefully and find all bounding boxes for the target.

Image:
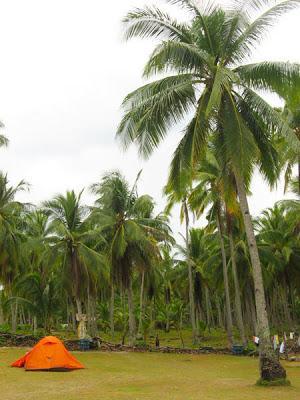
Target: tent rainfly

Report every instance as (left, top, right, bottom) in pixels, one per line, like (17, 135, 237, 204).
(11, 336, 84, 371)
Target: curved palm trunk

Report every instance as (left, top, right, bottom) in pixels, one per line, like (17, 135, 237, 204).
(234, 171, 287, 382)
(127, 277, 136, 346)
(229, 230, 247, 347)
(183, 200, 197, 343)
(216, 209, 233, 348)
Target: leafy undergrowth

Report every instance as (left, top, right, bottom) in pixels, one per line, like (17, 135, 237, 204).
(1, 348, 300, 400)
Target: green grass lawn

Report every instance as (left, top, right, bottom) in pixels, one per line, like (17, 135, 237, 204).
(1, 348, 300, 400)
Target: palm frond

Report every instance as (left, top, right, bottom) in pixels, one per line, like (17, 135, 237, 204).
(167, 90, 211, 193)
(123, 6, 192, 42)
(240, 87, 300, 153)
(143, 41, 213, 78)
(117, 74, 197, 158)
(236, 61, 300, 95)
(221, 90, 258, 177)
(230, 0, 300, 61)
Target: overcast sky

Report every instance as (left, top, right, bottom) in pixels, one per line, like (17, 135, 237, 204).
(0, 0, 299, 236)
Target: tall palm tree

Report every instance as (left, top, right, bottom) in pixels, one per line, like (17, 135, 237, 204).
(15, 209, 54, 332)
(0, 173, 28, 331)
(177, 227, 216, 333)
(158, 245, 175, 333)
(44, 191, 107, 320)
(256, 204, 299, 328)
(164, 176, 199, 343)
(118, 0, 300, 382)
(189, 152, 247, 346)
(90, 171, 171, 345)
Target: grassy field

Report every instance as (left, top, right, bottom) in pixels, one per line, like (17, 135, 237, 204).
(1, 348, 300, 400)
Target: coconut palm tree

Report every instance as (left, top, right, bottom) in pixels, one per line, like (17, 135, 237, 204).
(44, 190, 107, 321)
(189, 151, 247, 346)
(177, 227, 217, 333)
(10, 272, 59, 334)
(14, 209, 54, 332)
(158, 245, 175, 333)
(164, 177, 199, 343)
(118, 0, 300, 382)
(256, 204, 300, 328)
(0, 173, 28, 331)
(90, 171, 171, 345)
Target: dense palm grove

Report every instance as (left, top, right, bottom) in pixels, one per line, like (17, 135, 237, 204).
(0, 165, 300, 344)
(1, 0, 300, 384)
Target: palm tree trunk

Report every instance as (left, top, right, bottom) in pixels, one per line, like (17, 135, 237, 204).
(216, 209, 233, 348)
(127, 278, 136, 346)
(205, 286, 211, 329)
(110, 283, 115, 340)
(248, 286, 258, 336)
(216, 295, 224, 328)
(138, 270, 145, 337)
(0, 296, 4, 325)
(166, 310, 170, 333)
(75, 298, 82, 315)
(121, 291, 128, 345)
(90, 297, 97, 337)
(71, 304, 76, 333)
(149, 297, 155, 336)
(234, 170, 287, 382)
(183, 200, 197, 343)
(11, 301, 18, 333)
(229, 230, 247, 347)
(165, 286, 171, 332)
(87, 288, 91, 333)
(178, 309, 185, 348)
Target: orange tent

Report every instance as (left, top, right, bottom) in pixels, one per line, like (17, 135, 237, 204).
(11, 336, 84, 371)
